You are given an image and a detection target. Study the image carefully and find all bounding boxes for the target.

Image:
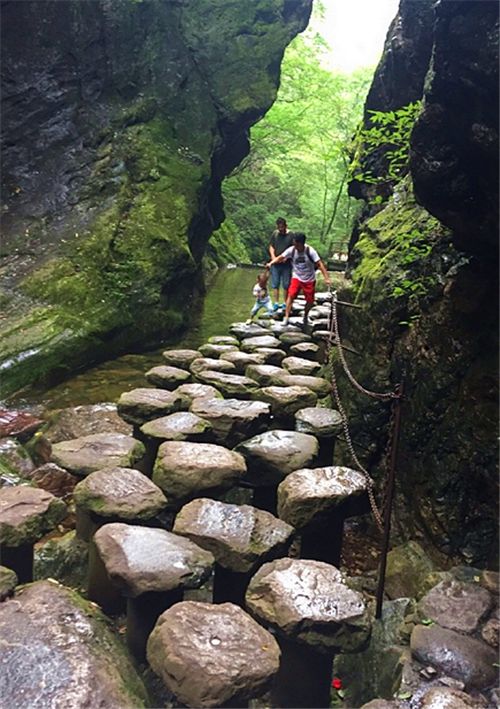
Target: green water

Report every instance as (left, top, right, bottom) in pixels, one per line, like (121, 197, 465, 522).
(13, 267, 260, 411)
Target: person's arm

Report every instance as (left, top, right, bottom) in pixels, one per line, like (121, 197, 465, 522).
(267, 253, 285, 268)
(269, 233, 276, 260)
(316, 259, 331, 286)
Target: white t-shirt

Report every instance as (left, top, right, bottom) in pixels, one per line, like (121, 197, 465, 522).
(281, 245, 320, 283)
(253, 283, 268, 300)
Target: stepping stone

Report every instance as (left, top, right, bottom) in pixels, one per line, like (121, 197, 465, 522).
(0, 487, 66, 582)
(295, 406, 343, 465)
(253, 347, 287, 366)
(198, 343, 239, 359)
(162, 349, 200, 370)
(279, 331, 312, 348)
(311, 318, 330, 333)
(418, 579, 493, 634)
(0, 408, 43, 441)
(244, 364, 289, 387)
(190, 398, 270, 446)
(51, 433, 145, 477)
(280, 373, 331, 397)
(208, 335, 239, 346)
(43, 403, 132, 443)
(147, 601, 280, 708)
(282, 356, 321, 377)
(0, 565, 17, 600)
(117, 388, 182, 426)
(246, 558, 371, 708)
(145, 365, 191, 390)
(315, 291, 332, 304)
(241, 335, 281, 352)
(141, 412, 212, 443)
(0, 580, 149, 707)
(309, 305, 331, 320)
(289, 342, 320, 360)
(153, 441, 247, 505)
(74, 467, 168, 541)
(23, 462, 77, 502)
(257, 386, 318, 419)
(189, 357, 236, 376)
(174, 383, 223, 410)
(174, 498, 294, 604)
(229, 322, 272, 340)
(219, 350, 265, 374)
(277, 466, 369, 565)
(419, 687, 488, 709)
(267, 322, 301, 335)
(90, 523, 214, 660)
(193, 370, 260, 399)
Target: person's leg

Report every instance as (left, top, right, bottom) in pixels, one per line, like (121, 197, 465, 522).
(302, 281, 316, 328)
(282, 263, 292, 305)
(270, 265, 280, 306)
(284, 279, 300, 324)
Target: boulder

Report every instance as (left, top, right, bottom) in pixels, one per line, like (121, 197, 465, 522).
(162, 349, 201, 369)
(280, 373, 331, 397)
(295, 406, 343, 437)
(241, 335, 281, 352)
(193, 370, 260, 399)
(219, 349, 265, 373)
(418, 579, 493, 634)
(190, 398, 270, 446)
(256, 385, 318, 419)
(0, 409, 43, 441)
(145, 365, 191, 390)
(385, 541, 437, 599)
(282, 356, 321, 376)
(244, 364, 289, 387)
(0, 486, 66, 547)
(289, 341, 320, 360)
(420, 687, 488, 708)
(173, 383, 223, 410)
(117, 388, 182, 426)
(21, 462, 77, 502)
(141, 412, 213, 442)
(208, 336, 239, 346)
(51, 433, 145, 477)
(253, 347, 287, 366)
(198, 343, 239, 359)
(189, 357, 236, 376)
(278, 331, 313, 348)
(42, 403, 132, 443)
(229, 322, 272, 340)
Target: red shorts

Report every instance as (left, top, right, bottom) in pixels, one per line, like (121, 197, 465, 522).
(288, 277, 315, 303)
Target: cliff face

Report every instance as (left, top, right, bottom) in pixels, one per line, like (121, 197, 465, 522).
(0, 0, 312, 396)
(341, 0, 498, 565)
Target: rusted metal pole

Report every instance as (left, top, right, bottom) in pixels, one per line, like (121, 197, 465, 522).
(375, 379, 404, 619)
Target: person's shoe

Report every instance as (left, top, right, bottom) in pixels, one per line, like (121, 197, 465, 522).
(279, 303, 287, 309)
(283, 317, 289, 326)
(245, 318, 252, 325)
(272, 303, 280, 312)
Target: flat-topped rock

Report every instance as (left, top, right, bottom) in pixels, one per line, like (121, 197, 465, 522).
(153, 441, 247, 503)
(282, 356, 322, 377)
(190, 357, 236, 376)
(229, 322, 272, 340)
(117, 387, 182, 425)
(245, 364, 289, 387)
(246, 558, 370, 652)
(162, 349, 201, 369)
(280, 373, 331, 397)
(256, 386, 318, 418)
(0, 580, 149, 707)
(279, 331, 313, 348)
(277, 466, 368, 529)
(198, 343, 239, 359)
(289, 342, 320, 360)
(309, 305, 331, 320)
(174, 383, 223, 410)
(73, 467, 167, 520)
(0, 565, 17, 600)
(145, 365, 191, 390)
(147, 601, 280, 708)
(190, 398, 270, 446)
(208, 335, 239, 346)
(0, 408, 43, 441)
(253, 347, 287, 366)
(235, 430, 318, 486)
(174, 498, 294, 574)
(193, 370, 260, 399)
(315, 291, 332, 304)
(266, 321, 301, 335)
(141, 412, 212, 442)
(241, 335, 281, 352)
(43, 403, 133, 443)
(94, 523, 214, 597)
(0, 487, 67, 547)
(295, 407, 343, 437)
(23, 462, 77, 501)
(51, 433, 145, 477)
(418, 579, 493, 634)
(419, 687, 488, 709)
(219, 350, 265, 374)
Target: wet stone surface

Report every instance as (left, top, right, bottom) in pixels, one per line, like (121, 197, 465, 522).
(295, 406, 343, 437)
(42, 404, 132, 443)
(244, 364, 289, 387)
(198, 343, 239, 359)
(256, 386, 318, 419)
(141, 412, 213, 442)
(189, 357, 236, 376)
(277, 466, 369, 529)
(219, 350, 265, 374)
(173, 383, 223, 410)
(94, 523, 214, 597)
(145, 365, 191, 390)
(193, 370, 259, 399)
(147, 601, 280, 708)
(241, 335, 281, 352)
(229, 322, 272, 340)
(51, 433, 145, 477)
(21, 462, 77, 502)
(0, 486, 67, 546)
(190, 398, 270, 446)
(73, 467, 167, 520)
(246, 557, 371, 652)
(0, 408, 43, 441)
(282, 356, 322, 376)
(419, 686, 489, 708)
(174, 498, 294, 573)
(208, 335, 239, 346)
(162, 349, 201, 369)
(253, 347, 287, 366)
(280, 373, 331, 397)
(279, 331, 313, 348)
(289, 341, 320, 360)
(235, 430, 319, 486)
(418, 579, 493, 634)
(117, 388, 182, 425)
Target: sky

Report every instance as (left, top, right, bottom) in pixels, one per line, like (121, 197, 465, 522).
(311, 0, 401, 73)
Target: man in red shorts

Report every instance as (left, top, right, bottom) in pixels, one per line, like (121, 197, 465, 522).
(267, 232, 331, 327)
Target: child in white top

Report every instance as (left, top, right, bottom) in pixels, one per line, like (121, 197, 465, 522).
(247, 270, 274, 323)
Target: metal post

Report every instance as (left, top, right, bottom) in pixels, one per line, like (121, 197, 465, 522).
(375, 379, 404, 619)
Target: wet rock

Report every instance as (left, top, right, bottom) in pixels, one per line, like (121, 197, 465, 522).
(42, 403, 132, 443)
(208, 336, 239, 346)
(193, 370, 260, 399)
(0, 565, 17, 600)
(253, 347, 287, 365)
(246, 557, 371, 652)
(94, 523, 214, 597)
(141, 412, 212, 443)
(278, 331, 313, 348)
(51, 433, 145, 477)
(295, 406, 343, 436)
(0, 486, 66, 547)
(0, 470, 30, 489)
(267, 321, 301, 335)
(410, 624, 497, 689)
(309, 305, 331, 320)
(256, 386, 318, 419)
(0, 437, 36, 477)
(386, 541, 437, 599)
(418, 579, 493, 634)
(23, 432, 52, 466)
(198, 343, 239, 359)
(153, 441, 246, 504)
(190, 398, 270, 446)
(481, 570, 499, 594)
(241, 335, 281, 352)
(0, 580, 149, 707)
(289, 341, 320, 360)
(174, 383, 223, 410)
(117, 388, 182, 426)
(277, 466, 369, 529)
(245, 364, 289, 387)
(280, 373, 331, 397)
(420, 686, 487, 708)
(162, 348, 201, 370)
(229, 322, 272, 340)
(235, 430, 318, 486)
(174, 498, 294, 574)
(481, 617, 499, 647)
(0, 408, 43, 442)
(147, 601, 280, 708)
(219, 349, 265, 373)
(34, 530, 88, 590)
(361, 701, 402, 709)
(145, 365, 191, 390)
(23, 462, 77, 501)
(282, 356, 321, 377)
(189, 357, 236, 376)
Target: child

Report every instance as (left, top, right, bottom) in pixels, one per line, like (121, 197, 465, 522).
(246, 270, 274, 323)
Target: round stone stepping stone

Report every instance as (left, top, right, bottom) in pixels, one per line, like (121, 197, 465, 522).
(0, 580, 149, 708)
(245, 364, 289, 387)
(141, 412, 212, 443)
(241, 335, 281, 352)
(145, 365, 191, 390)
(190, 398, 270, 446)
(295, 406, 343, 465)
(280, 373, 331, 397)
(198, 343, 239, 359)
(279, 331, 312, 348)
(73, 467, 168, 541)
(229, 322, 272, 340)
(257, 386, 318, 419)
(117, 388, 182, 425)
(282, 356, 321, 376)
(253, 347, 287, 365)
(309, 305, 331, 320)
(0, 487, 66, 582)
(193, 370, 260, 399)
(246, 558, 370, 708)
(418, 579, 493, 634)
(153, 441, 247, 505)
(267, 321, 301, 335)
(174, 383, 223, 410)
(189, 357, 236, 376)
(162, 348, 200, 369)
(289, 342, 320, 360)
(419, 687, 487, 709)
(43, 403, 133, 443)
(91, 523, 214, 660)
(315, 291, 332, 304)
(219, 350, 265, 374)
(0, 565, 17, 600)
(51, 433, 145, 477)
(147, 601, 280, 708)
(208, 335, 239, 346)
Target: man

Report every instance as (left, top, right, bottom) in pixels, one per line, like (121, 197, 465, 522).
(267, 232, 331, 327)
(268, 217, 293, 308)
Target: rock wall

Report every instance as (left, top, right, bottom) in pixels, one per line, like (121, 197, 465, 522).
(0, 0, 312, 396)
(340, 0, 498, 566)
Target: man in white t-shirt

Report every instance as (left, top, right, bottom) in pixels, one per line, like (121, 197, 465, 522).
(267, 232, 330, 326)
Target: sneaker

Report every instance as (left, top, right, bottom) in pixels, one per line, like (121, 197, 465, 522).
(283, 317, 289, 326)
(279, 303, 287, 309)
(245, 318, 252, 325)
(272, 303, 280, 312)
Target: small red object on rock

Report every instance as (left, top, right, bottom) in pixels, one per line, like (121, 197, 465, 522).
(332, 677, 342, 690)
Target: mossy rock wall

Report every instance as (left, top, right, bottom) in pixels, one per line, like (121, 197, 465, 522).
(0, 0, 312, 396)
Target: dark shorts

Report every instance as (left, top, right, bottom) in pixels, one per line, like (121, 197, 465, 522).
(288, 277, 316, 303)
(270, 262, 292, 291)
